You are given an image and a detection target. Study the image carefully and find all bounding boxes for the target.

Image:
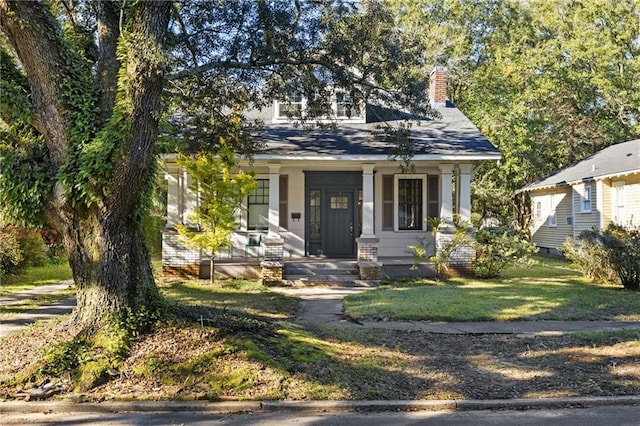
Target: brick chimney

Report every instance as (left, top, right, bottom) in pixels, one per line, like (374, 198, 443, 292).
(429, 66, 448, 107)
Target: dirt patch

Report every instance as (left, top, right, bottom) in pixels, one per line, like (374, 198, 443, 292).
(1, 318, 639, 401)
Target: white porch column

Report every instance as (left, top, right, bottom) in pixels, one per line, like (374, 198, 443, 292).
(457, 164, 473, 223)
(165, 168, 180, 227)
(267, 163, 281, 237)
(361, 164, 375, 238)
(183, 169, 198, 226)
(439, 164, 454, 225)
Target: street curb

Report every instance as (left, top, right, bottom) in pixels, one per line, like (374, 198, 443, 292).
(1, 396, 640, 414)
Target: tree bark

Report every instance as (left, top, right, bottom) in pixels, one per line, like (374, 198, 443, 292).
(0, 0, 171, 332)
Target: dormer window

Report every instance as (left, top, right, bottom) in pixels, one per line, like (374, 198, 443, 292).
(336, 92, 353, 118)
(277, 93, 303, 118)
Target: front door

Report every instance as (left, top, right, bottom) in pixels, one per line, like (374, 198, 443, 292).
(326, 191, 355, 257)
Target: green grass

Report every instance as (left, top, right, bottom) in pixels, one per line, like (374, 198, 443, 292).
(159, 279, 299, 319)
(0, 263, 72, 295)
(344, 255, 640, 321)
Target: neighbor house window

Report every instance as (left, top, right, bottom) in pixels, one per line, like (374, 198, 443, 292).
(581, 184, 592, 213)
(336, 91, 353, 118)
(277, 92, 303, 118)
(535, 201, 542, 220)
(547, 193, 557, 227)
(394, 175, 427, 231)
(612, 181, 626, 225)
(248, 179, 269, 230)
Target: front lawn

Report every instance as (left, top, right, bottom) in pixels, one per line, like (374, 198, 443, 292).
(0, 263, 72, 295)
(344, 255, 640, 321)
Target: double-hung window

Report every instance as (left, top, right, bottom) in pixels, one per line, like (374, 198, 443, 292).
(394, 175, 428, 231)
(247, 179, 269, 230)
(580, 184, 592, 213)
(336, 91, 353, 118)
(277, 93, 303, 118)
(547, 193, 557, 227)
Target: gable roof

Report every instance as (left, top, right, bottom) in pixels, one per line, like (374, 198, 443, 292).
(520, 139, 640, 192)
(251, 105, 500, 161)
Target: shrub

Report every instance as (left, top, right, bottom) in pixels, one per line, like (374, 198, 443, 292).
(0, 225, 23, 276)
(562, 230, 616, 284)
(563, 225, 640, 291)
(17, 230, 49, 267)
(600, 225, 640, 291)
(474, 228, 538, 278)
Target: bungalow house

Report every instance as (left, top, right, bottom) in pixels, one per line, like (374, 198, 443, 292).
(519, 139, 640, 254)
(162, 68, 501, 280)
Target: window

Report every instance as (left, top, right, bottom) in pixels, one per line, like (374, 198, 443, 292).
(395, 175, 427, 231)
(247, 179, 269, 230)
(336, 92, 353, 118)
(277, 93, 303, 118)
(581, 184, 592, 213)
(612, 182, 626, 225)
(535, 201, 542, 220)
(309, 189, 321, 239)
(247, 177, 288, 230)
(547, 194, 557, 227)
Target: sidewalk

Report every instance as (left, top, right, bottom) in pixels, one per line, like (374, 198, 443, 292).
(2, 283, 640, 341)
(0, 280, 75, 339)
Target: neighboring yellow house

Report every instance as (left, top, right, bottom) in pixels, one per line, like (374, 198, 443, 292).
(519, 139, 640, 254)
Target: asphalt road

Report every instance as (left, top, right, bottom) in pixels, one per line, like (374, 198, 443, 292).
(3, 405, 640, 426)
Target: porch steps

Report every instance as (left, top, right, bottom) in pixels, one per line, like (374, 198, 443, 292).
(283, 261, 379, 287)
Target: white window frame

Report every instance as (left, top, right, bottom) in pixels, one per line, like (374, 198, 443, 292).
(393, 174, 427, 232)
(580, 184, 592, 213)
(275, 93, 304, 120)
(547, 193, 557, 227)
(612, 181, 626, 225)
(535, 201, 542, 220)
(246, 178, 269, 231)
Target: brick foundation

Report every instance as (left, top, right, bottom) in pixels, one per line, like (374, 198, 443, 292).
(358, 261, 382, 279)
(162, 228, 201, 277)
(435, 225, 476, 277)
(261, 261, 283, 286)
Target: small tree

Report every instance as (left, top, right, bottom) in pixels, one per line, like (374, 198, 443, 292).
(175, 147, 256, 284)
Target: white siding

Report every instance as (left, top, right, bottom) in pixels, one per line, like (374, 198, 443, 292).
(530, 188, 572, 250)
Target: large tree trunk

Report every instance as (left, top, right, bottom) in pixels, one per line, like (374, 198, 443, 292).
(0, 1, 171, 332)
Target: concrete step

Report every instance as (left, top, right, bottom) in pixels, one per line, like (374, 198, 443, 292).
(283, 274, 358, 282)
(284, 279, 380, 288)
(283, 267, 358, 276)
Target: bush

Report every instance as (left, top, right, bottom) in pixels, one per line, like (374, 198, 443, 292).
(562, 230, 616, 284)
(474, 228, 538, 278)
(0, 225, 23, 277)
(17, 231, 49, 267)
(601, 225, 640, 291)
(563, 225, 640, 291)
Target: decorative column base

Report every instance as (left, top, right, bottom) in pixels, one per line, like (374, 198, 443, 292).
(356, 237, 382, 279)
(261, 235, 284, 285)
(435, 224, 476, 276)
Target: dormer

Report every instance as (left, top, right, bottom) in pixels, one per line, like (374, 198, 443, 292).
(272, 89, 366, 124)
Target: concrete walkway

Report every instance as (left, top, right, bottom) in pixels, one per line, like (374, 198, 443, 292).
(2, 282, 640, 340)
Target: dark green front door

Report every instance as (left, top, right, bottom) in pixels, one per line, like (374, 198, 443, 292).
(326, 191, 355, 257)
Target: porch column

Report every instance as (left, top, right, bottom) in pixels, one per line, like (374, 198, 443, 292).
(457, 164, 473, 224)
(262, 163, 284, 284)
(356, 164, 381, 279)
(267, 163, 281, 238)
(439, 164, 454, 225)
(361, 164, 375, 238)
(165, 168, 180, 227)
(183, 169, 198, 227)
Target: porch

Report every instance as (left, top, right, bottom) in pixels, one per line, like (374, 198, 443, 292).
(191, 256, 438, 283)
